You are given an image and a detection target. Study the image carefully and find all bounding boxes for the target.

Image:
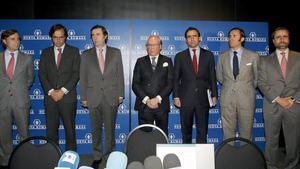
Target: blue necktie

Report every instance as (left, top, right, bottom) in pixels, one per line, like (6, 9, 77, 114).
(233, 51, 239, 79)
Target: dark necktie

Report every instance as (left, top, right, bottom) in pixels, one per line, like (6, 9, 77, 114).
(151, 57, 157, 72)
(7, 52, 15, 80)
(192, 49, 198, 74)
(233, 51, 239, 79)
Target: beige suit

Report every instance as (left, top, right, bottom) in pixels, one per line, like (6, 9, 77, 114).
(258, 50, 300, 169)
(216, 48, 259, 140)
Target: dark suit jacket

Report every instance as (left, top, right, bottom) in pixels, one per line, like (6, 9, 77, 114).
(39, 44, 80, 105)
(80, 46, 124, 108)
(173, 48, 217, 107)
(132, 54, 173, 112)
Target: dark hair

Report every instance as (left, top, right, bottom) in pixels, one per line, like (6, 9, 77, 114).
(49, 24, 68, 38)
(228, 27, 245, 46)
(271, 27, 290, 39)
(90, 25, 108, 44)
(184, 27, 201, 38)
(1, 29, 20, 48)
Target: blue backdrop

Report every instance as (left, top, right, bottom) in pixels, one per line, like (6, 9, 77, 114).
(0, 20, 268, 154)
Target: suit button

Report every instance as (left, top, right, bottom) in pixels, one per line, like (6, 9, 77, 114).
(9, 82, 12, 84)
(147, 83, 151, 86)
(10, 94, 13, 96)
(8, 90, 11, 93)
(195, 88, 198, 92)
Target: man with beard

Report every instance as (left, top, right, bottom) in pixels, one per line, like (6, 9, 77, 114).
(258, 27, 300, 169)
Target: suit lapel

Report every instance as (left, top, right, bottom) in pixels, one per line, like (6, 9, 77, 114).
(269, 52, 283, 78)
(154, 55, 163, 73)
(91, 47, 102, 75)
(50, 46, 58, 72)
(0, 53, 7, 76)
(185, 49, 195, 75)
(144, 55, 153, 74)
(57, 44, 68, 73)
(104, 47, 113, 75)
(224, 51, 234, 79)
(238, 50, 249, 78)
(12, 51, 25, 79)
(286, 51, 296, 79)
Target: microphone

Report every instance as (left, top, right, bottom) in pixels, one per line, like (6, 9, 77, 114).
(106, 151, 128, 169)
(144, 156, 163, 169)
(127, 161, 144, 169)
(55, 150, 80, 169)
(163, 153, 181, 169)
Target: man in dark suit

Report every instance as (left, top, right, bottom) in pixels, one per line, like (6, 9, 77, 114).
(80, 25, 124, 169)
(39, 24, 80, 151)
(0, 29, 34, 169)
(258, 27, 300, 169)
(132, 35, 173, 135)
(173, 27, 217, 143)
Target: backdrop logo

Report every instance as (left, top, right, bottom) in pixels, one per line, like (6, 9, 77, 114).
(67, 29, 86, 40)
(34, 59, 40, 70)
(30, 119, 46, 129)
(77, 133, 93, 144)
(151, 30, 159, 36)
(170, 104, 179, 115)
(208, 118, 222, 129)
(209, 108, 219, 114)
(84, 44, 93, 50)
(162, 44, 177, 56)
(255, 108, 262, 113)
(116, 133, 127, 144)
(141, 30, 169, 41)
(169, 133, 182, 143)
(174, 35, 185, 41)
(207, 31, 228, 42)
(207, 137, 219, 143)
(253, 118, 264, 128)
(254, 137, 265, 142)
(133, 44, 147, 55)
(77, 109, 89, 114)
(13, 134, 20, 145)
(257, 45, 269, 56)
(19, 44, 35, 55)
(201, 44, 209, 50)
(118, 103, 129, 114)
(246, 32, 267, 42)
(30, 89, 44, 100)
(75, 124, 87, 130)
(23, 29, 51, 40)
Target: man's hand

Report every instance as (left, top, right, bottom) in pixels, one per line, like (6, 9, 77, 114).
(174, 98, 181, 108)
(276, 96, 294, 109)
(146, 98, 159, 109)
(81, 101, 88, 108)
(212, 97, 217, 107)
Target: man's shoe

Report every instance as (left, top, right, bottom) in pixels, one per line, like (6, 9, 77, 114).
(91, 159, 101, 169)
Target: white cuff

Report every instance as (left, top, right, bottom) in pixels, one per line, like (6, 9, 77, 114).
(142, 96, 150, 104)
(48, 89, 54, 96)
(156, 95, 162, 103)
(61, 87, 69, 94)
(272, 96, 279, 103)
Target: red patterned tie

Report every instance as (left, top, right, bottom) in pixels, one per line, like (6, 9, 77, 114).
(7, 52, 15, 80)
(280, 52, 287, 79)
(57, 48, 62, 69)
(98, 48, 105, 74)
(192, 49, 198, 74)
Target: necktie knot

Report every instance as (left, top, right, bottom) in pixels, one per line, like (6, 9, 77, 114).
(58, 48, 62, 53)
(151, 57, 157, 71)
(281, 52, 285, 57)
(10, 52, 14, 57)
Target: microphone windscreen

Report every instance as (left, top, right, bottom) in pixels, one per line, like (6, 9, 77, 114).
(78, 166, 94, 169)
(106, 151, 128, 169)
(127, 161, 144, 169)
(144, 156, 163, 169)
(163, 153, 181, 169)
(57, 150, 80, 169)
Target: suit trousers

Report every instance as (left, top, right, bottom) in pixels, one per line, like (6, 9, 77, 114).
(45, 101, 77, 151)
(264, 104, 300, 169)
(89, 97, 118, 161)
(0, 97, 29, 165)
(138, 106, 169, 136)
(180, 105, 209, 143)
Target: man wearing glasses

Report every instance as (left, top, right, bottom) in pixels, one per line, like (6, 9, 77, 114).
(39, 24, 80, 151)
(132, 35, 173, 135)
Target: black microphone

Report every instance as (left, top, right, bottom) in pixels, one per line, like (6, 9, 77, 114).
(127, 161, 144, 169)
(144, 156, 163, 169)
(163, 153, 181, 169)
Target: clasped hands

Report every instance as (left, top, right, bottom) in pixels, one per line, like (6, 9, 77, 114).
(50, 89, 64, 102)
(276, 96, 294, 109)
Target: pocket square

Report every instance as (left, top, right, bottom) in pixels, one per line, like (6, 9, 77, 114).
(246, 63, 252, 66)
(163, 62, 168, 67)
